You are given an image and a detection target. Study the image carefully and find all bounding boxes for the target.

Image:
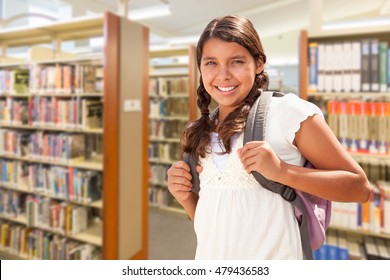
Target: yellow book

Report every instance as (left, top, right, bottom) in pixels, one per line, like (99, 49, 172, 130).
(66, 204, 73, 235)
(1, 223, 9, 246)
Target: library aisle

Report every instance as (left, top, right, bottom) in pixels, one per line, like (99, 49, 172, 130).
(148, 208, 196, 260)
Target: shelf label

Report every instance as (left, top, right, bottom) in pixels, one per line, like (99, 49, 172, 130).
(124, 99, 141, 112)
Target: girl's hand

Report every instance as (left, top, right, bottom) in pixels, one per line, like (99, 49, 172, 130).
(238, 141, 284, 181)
(167, 161, 203, 202)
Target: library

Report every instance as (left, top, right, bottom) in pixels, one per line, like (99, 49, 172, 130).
(0, 0, 389, 261)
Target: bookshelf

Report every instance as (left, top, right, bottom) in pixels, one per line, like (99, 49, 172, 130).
(0, 12, 149, 260)
(148, 46, 198, 214)
(299, 27, 390, 259)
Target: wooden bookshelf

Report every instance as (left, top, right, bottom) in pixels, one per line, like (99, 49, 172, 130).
(147, 46, 197, 214)
(299, 27, 390, 255)
(0, 12, 149, 260)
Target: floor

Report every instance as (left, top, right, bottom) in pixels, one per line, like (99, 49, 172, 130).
(148, 208, 197, 260)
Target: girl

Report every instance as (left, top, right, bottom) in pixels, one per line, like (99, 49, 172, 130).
(167, 15, 370, 259)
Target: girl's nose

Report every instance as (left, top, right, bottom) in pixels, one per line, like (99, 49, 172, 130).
(217, 65, 232, 81)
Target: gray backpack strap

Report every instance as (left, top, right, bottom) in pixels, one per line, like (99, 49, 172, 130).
(244, 91, 313, 260)
(183, 152, 200, 194)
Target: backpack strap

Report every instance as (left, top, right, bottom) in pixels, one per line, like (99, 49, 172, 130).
(183, 152, 201, 194)
(183, 107, 219, 194)
(243, 90, 313, 260)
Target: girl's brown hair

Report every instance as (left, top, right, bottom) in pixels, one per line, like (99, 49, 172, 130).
(182, 15, 269, 163)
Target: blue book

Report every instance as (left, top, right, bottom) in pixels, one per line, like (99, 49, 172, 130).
(309, 42, 319, 93)
(313, 244, 327, 260)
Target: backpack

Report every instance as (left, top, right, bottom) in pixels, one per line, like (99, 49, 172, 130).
(183, 90, 332, 260)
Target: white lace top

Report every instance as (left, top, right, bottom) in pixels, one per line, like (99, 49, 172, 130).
(193, 93, 323, 260)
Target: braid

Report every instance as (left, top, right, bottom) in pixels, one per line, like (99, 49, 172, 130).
(181, 78, 213, 163)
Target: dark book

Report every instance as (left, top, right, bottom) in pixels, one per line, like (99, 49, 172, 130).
(361, 39, 371, 92)
(85, 171, 102, 203)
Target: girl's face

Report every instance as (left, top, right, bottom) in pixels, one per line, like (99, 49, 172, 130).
(200, 38, 263, 117)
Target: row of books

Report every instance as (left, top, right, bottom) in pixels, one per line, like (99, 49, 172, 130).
(0, 97, 103, 129)
(149, 77, 190, 97)
(149, 164, 169, 185)
(326, 99, 389, 154)
(313, 230, 390, 260)
(0, 189, 24, 217)
(308, 38, 390, 93)
(149, 98, 189, 119)
(26, 196, 89, 235)
(0, 130, 85, 162)
(0, 221, 101, 259)
(148, 142, 181, 163)
(363, 235, 390, 259)
(148, 186, 173, 209)
(330, 180, 390, 235)
(149, 119, 187, 139)
(359, 160, 390, 184)
(0, 64, 102, 95)
(0, 159, 102, 204)
(0, 69, 29, 95)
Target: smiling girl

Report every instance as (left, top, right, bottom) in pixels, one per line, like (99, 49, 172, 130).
(167, 15, 370, 260)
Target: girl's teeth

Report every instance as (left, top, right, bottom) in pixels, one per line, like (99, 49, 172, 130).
(218, 86, 235, 92)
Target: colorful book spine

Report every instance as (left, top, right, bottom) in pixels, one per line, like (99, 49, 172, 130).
(309, 42, 319, 93)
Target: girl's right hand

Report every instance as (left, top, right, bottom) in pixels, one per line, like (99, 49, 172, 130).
(167, 161, 202, 202)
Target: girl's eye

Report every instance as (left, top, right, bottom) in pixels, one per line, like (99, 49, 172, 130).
(205, 61, 216, 66)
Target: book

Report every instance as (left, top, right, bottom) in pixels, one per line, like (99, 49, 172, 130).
(80, 99, 103, 129)
(326, 230, 339, 259)
(324, 43, 334, 92)
(317, 43, 326, 92)
(348, 101, 359, 152)
(376, 180, 390, 234)
(336, 231, 349, 260)
(351, 41, 362, 92)
(367, 101, 379, 154)
(308, 42, 318, 93)
(13, 69, 29, 94)
(364, 236, 379, 259)
(338, 101, 349, 149)
(370, 182, 383, 233)
(388, 47, 390, 91)
(361, 39, 371, 92)
(370, 38, 380, 92)
(377, 102, 387, 154)
(83, 171, 102, 203)
(379, 41, 388, 92)
(327, 99, 339, 138)
(375, 238, 390, 260)
(332, 43, 343, 92)
(347, 238, 366, 260)
(356, 101, 369, 152)
(342, 41, 353, 92)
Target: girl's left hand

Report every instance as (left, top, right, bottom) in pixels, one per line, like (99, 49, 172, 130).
(238, 141, 284, 181)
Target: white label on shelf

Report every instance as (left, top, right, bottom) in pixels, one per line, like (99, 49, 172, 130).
(124, 99, 141, 112)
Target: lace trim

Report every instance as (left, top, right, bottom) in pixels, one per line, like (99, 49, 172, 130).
(199, 133, 259, 190)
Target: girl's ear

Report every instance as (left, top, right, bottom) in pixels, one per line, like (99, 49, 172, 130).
(255, 58, 264, 75)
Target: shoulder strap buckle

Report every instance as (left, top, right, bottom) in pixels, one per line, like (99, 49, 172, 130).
(280, 186, 297, 202)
